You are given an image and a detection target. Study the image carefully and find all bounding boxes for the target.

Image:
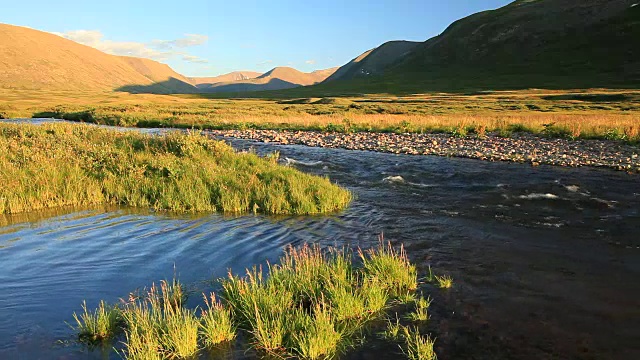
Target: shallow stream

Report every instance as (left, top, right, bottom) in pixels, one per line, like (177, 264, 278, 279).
(1, 132, 639, 359)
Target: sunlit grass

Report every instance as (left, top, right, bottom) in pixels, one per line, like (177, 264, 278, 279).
(406, 295, 431, 322)
(359, 239, 418, 298)
(120, 277, 199, 359)
(379, 316, 403, 342)
(435, 275, 454, 289)
(71, 300, 122, 345)
(200, 293, 235, 347)
(3, 88, 638, 142)
(72, 242, 445, 359)
(402, 326, 437, 360)
(0, 122, 351, 215)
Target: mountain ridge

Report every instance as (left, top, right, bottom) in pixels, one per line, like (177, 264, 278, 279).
(321, 0, 640, 92)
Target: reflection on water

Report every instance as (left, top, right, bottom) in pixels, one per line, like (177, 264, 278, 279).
(1, 137, 639, 359)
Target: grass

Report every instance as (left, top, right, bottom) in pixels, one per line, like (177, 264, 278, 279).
(200, 293, 235, 347)
(0, 122, 351, 215)
(426, 265, 453, 289)
(1, 88, 638, 143)
(359, 240, 418, 298)
(71, 242, 444, 359)
(119, 278, 200, 359)
(380, 316, 403, 342)
(402, 326, 437, 360)
(71, 300, 123, 345)
(406, 296, 431, 322)
(434, 275, 453, 289)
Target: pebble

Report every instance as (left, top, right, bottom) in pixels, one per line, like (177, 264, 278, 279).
(207, 130, 640, 174)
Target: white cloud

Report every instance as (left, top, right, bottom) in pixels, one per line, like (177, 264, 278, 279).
(256, 60, 273, 66)
(151, 34, 209, 49)
(52, 30, 209, 65)
(305, 59, 316, 65)
(181, 54, 209, 64)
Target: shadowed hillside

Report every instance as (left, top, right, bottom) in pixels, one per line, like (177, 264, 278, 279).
(120, 57, 195, 93)
(315, 0, 640, 94)
(324, 41, 420, 82)
(0, 23, 195, 93)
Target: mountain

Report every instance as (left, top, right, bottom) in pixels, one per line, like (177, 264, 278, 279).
(324, 41, 420, 82)
(196, 66, 338, 93)
(0, 23, 195, 93)
(322, 0, 640, 92)
(189, 71, 261, 88)
(257, 66, 337, 86)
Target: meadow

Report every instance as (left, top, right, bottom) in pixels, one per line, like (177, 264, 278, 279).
(0, 122, 351, 215)
(1, 88, 638, 142)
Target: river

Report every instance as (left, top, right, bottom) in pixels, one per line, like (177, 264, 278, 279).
(1, 132, 639, 359)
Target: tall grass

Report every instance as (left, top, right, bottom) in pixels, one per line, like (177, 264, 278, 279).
(0, 122, 351, 215)
(120, 278, 199, 359)
(73, 242, 440, 359)
(200, 293, 235, 347)
(359, 240, 418, 298)
(71, 300, 122, 345)
(219, 242, 417, 358)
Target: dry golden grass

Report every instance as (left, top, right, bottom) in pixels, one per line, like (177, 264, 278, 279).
(1, 88, 638, 142)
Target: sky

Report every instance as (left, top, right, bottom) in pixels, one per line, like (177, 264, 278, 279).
(1, 0, 513, 77)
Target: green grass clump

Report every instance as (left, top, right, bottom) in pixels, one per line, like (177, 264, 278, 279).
(427, 265, 454, 289)
(402, 326, 437, 360)
(121, 278, 200, 359)
(71, 300, 122, 345)
(406, 296, 431, 322)
(200, 293, 235, 347)
(434, 275, 453, 289)
(291, 304, 343, 360)
(380, 316, 403, 342)
(359, 240, 418, 298)
(0, 122, 351, 215)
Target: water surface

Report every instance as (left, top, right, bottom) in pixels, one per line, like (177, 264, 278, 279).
(1, 136, 639, 359)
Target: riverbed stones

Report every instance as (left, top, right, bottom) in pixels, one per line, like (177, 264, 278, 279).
(207, 129, 640, 174)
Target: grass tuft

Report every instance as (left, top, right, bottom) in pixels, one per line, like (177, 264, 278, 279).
(402, 326, 437, 360)
(120, 277, 199, 359)
(435, 275, 453, 289)
(291, 304, 343, 360)
(380, 316, 403, 342)
(200, 293, 236, 347)
(406, 295, 431, 322)
(71, 300, 122, 345)
(359, 239, 418, 298)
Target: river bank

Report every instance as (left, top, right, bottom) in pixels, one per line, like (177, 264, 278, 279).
(208, 129, 640, 173)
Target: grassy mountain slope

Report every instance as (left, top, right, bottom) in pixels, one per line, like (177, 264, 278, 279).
(324, 41, 420, 82)
(119, 56, 195, 92)
(315, 0, 640, 94)
(0, 23, 195, 93)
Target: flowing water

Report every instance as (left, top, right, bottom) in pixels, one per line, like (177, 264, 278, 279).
(1, 134, 639, 360)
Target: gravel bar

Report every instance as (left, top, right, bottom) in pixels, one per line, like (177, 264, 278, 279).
(208, 129, 640, 173)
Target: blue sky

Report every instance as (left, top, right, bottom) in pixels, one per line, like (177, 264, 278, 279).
(1, 0, 513, 77)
